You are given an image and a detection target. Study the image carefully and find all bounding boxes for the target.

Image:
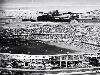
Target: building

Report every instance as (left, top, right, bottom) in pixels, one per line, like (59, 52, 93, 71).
(0, 53, 92, 70)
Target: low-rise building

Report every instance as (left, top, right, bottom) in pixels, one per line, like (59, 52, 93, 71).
(0, 53, 91, 70)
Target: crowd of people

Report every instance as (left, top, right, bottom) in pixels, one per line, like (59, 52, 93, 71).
(2, 22, 100, 53)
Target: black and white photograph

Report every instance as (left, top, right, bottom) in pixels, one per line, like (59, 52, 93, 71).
(0, 0, 100, 75)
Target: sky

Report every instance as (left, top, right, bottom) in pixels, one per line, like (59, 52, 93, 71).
(0, 0, 100, 12)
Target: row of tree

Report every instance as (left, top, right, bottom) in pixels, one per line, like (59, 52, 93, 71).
(37, 10, 79, 22)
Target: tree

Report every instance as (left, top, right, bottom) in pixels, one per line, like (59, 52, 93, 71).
(52, 10, 60, 16)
